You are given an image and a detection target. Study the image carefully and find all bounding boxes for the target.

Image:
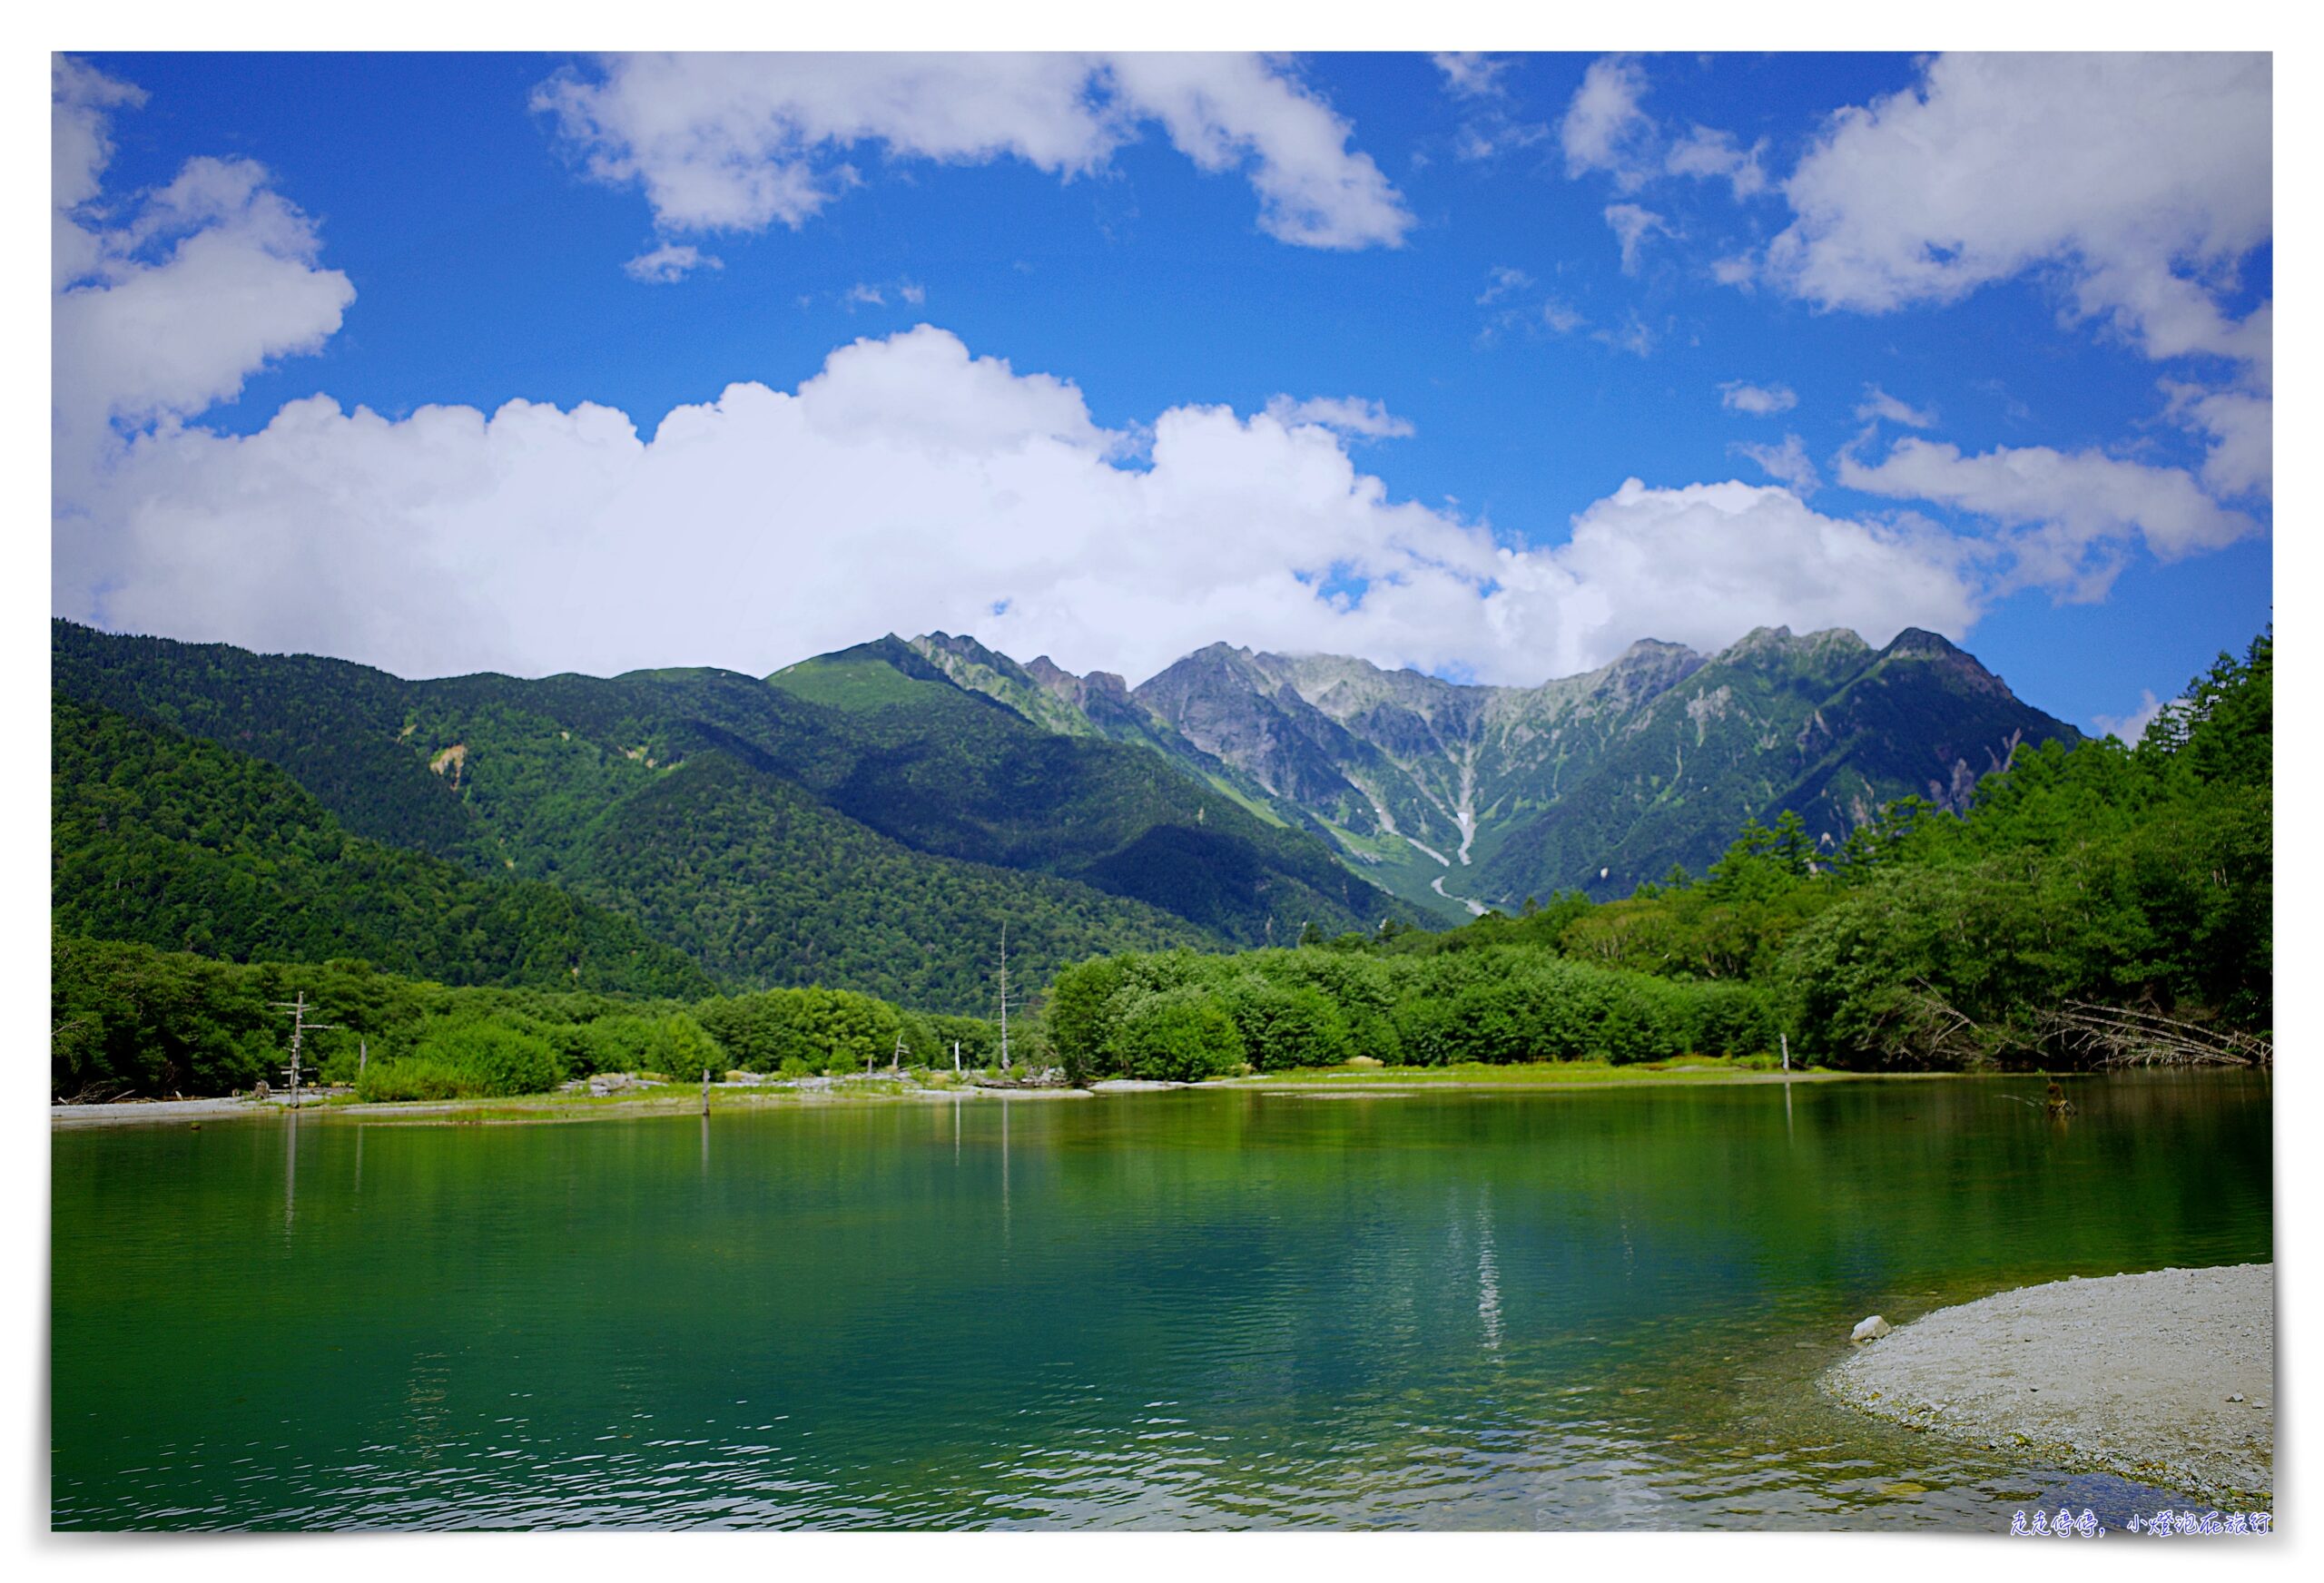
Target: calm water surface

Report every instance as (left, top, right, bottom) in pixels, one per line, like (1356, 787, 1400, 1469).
(51, 1073, 2272, 1529)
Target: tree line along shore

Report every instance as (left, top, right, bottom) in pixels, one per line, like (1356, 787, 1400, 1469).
(52, 634, 2269, 1106)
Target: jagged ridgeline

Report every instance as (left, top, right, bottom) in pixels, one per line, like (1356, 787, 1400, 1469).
(51, 622, 1403, 1011)
(911, 624, 2082, 910)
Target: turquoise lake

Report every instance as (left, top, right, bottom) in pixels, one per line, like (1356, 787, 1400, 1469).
(50, 1072, 2272, 1529)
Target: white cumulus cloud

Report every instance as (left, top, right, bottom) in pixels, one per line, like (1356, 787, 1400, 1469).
(52, 55, 357, 604)
(1561, 55, 1656, 191)
(624, 242, 720, 282)
(1262, 395, 1413, 440)
(53, 60, 354, 445)
(1602, 202, 1669, 274)
(1485, 479, 1976, 678)
(1731, 434, 1819, 495)
(60, 317, 2004, 691)
(536, 52, 1411, 253)
(1838, 437, 2259, 601)
(1856, 386, 1936, 428)
(1764, 54, 2270, 364)
(1758, 52, 2273, 534)
(2162, 379, 2271, 498)
(1719, 380, 1797, 417)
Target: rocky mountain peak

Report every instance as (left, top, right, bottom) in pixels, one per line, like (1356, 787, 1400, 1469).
(1022, 654, 1075, 692)
(1874, 627, 2015, 701)
(1594, 638, 1708, 703)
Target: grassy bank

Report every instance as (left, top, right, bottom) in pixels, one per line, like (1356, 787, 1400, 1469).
(1218, 1056, 1864, 1089)
(54, 1056, 1924, 1126)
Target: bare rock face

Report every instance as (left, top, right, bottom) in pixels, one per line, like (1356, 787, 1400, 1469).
(1851, 1314, 1894, 1342)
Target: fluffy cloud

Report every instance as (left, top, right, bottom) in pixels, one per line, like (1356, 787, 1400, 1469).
(1561, 55, 1768, 202)
(1731, 434, 1819, 495)
(1664, 124, 1767, 198)
(53, 61, 354, 446)
(1719, 380, 1797, 417)
(1432, 54, 1509, 100)
(1603, 202, 1669, 274)
(1838, 437, 2259, 601)
(52, 56, 357, 605)
(1856, 386, 1935, 428)
(624, 242, 720, 283)
(62, 319, 2002, 689)
(1485, 480, 1976, 678)
(1261, 395, 1413, 440)
(2162, 379, 2271, 498)
(1560, 56, 1655, 190)
(52, 55, 143, 282)
(1756, 54, 2272, 519)
(536, 52, 1411, 252)
(1765, 54, 2270, 359)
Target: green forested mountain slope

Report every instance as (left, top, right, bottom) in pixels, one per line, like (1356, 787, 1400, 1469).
(912, 632, 1313, 835)
(990, 624, 2080, 908)
(52, 621, 1395, 1010)
(768, 637, 1396, 940)
(561, 749, 1209, 1008)
(50, 623, 489, 865)
(52, 693, 714, 998)
(1472, 627, 2083, 900)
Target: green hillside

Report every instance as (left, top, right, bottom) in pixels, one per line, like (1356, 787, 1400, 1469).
(52, 693, 714, 998)
(543, 749, 1212, 1010)
(768, 637, 1398, 941)
(1473, 628, 2082, 900)
(52, 621, 1397, 1012)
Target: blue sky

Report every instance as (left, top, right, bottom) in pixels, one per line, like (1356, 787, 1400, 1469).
(53, 51, 2272, 735)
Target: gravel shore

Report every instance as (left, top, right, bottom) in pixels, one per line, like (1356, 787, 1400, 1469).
(1823, 1263, 2274, 1505)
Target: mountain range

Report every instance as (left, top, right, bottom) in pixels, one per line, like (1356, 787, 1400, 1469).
(909, 623, 2080, 916)
(52, 617, 2077, 1008)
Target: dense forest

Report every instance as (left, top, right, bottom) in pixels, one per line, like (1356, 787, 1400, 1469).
(52, 936, 1009, 1103)
(52, 695, 714, 998)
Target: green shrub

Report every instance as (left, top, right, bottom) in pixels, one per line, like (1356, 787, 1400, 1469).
(698, 987, 901, 1073)
(1107, 988, 1245, 1082)
(355, 1016, 563, 1099)
(649, 1011, 723, 1079)
(1388, 994, 1459, 1066)
(357, 1057, 486, 1102)
(1219, 974, 1353, 1070)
